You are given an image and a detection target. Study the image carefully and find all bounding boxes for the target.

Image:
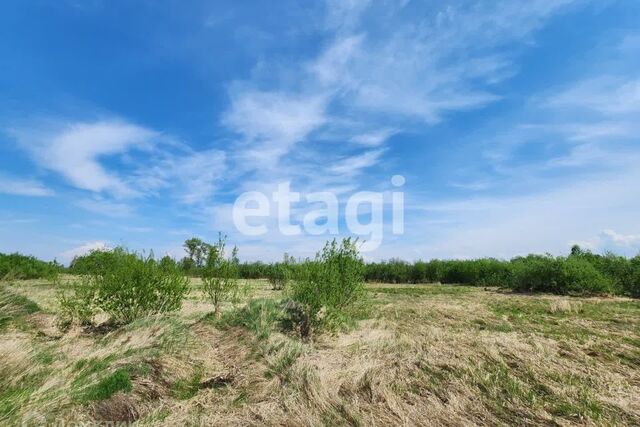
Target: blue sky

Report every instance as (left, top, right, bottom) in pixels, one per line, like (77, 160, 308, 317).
(1, 0, 640, 263)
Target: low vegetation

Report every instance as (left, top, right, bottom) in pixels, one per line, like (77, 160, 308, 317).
(287, 238, 365, 336)
(201, 234, 240, 317)
(0, 253, 61, 281)
(361, 246, 640, 297)
(0, 239, 638, 425)
(58, 248, 189, 327)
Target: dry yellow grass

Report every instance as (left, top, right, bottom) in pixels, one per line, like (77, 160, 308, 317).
(1, 279, 638, 426)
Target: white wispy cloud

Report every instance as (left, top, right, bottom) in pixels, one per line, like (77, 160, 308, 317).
(349, 129, 396, 147)
(9, 117, 231, 209)
(547, 77, 640, 116)
(329, 149, 385, 176)
(312, 0, 579, 123)
(74, 198, 133, 217)
(222, 89, 328, 169)
(401, 163, 640, 259)
(0, 175, 54, 197)
(11, 119, 158, 197)
(135, 148, 227, 205)
(600, 229, 640, 248)
(395, 33, 640, 260)
(219, 0, 580, 183)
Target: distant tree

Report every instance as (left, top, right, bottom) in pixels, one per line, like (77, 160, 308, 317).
(570, 244, 584, 257)
(159, 255, 178, 271)
(183, 237, 211, 269)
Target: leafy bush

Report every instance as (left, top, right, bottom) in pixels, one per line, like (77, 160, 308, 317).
(69, 249, 119, 276)
(361, 245, 638, 297)
(289, 238, 364, 336)
(267, 256, 294, 290)
(627, 256, 640, 298)
(0, 252, 61, 280)
(267, 264, 288, 290)
(509, 255, 561, 293)
(510, 255, 612, 295)
(59, 248, 189, 326)
(202, 235, 240, 317)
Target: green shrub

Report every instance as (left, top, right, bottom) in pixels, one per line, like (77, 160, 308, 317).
(202, 235, 240, 317)
(267, 260, 292, 291)
(59, 248, 189, 325)
(627, 256, 640, 298)
(289, 238, 364, 336)
(510, 255, 612, 296)
(559, 256, 613, 295)
(0, 252, 61, 280)
(57, 280, 96, 328)
(68, 249, 119, 276)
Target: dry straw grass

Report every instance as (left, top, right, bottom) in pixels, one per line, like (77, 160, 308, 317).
(1, 279, 638, 426)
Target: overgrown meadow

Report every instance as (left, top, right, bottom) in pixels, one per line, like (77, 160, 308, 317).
(0, 240, 639, 425)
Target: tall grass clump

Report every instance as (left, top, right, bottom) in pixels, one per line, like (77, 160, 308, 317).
(58, 248, 189, 326)
(0, 287, 40, 330)
(288, 238, 365, 336)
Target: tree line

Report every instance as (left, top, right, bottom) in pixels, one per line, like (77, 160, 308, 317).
(3, 242, 639, 298)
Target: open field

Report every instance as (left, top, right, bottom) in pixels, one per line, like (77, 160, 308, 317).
(1, 278, 639, 426)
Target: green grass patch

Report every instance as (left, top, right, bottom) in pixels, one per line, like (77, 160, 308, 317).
(33, 348, 55, 366)
(216, 298, 282, 340)
(0, 368, 51, 421)
(487, 298, 640, 341)
(74, 368, 132, 403)
(171, 369, 203, 400)
(371, 285, 474, 297)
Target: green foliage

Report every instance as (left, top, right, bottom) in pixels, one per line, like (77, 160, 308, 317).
(628, 256, 640, 298)
(364, 258, 511, 287)
(158, 255, 179, 272)
(289, 238, 365, 335)
(0, 252, 61, 280)
(561, 256, 614, 295)
(202, 235, 240, 316)
(68, 249, 119, 275)
(59, 248, 190, 325)
(362, 246, 639, 297)
(510, 255, 612, 295)
(57, 280, 96, 329)
(180, 237, 213, 275)
(267, 254, 294, 290)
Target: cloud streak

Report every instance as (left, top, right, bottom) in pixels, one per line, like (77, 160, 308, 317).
(0, 175, 54, 197)
(12, 120, 158, 197)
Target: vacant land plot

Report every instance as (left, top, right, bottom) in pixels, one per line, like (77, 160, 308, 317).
(1, 278, 639, 426)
